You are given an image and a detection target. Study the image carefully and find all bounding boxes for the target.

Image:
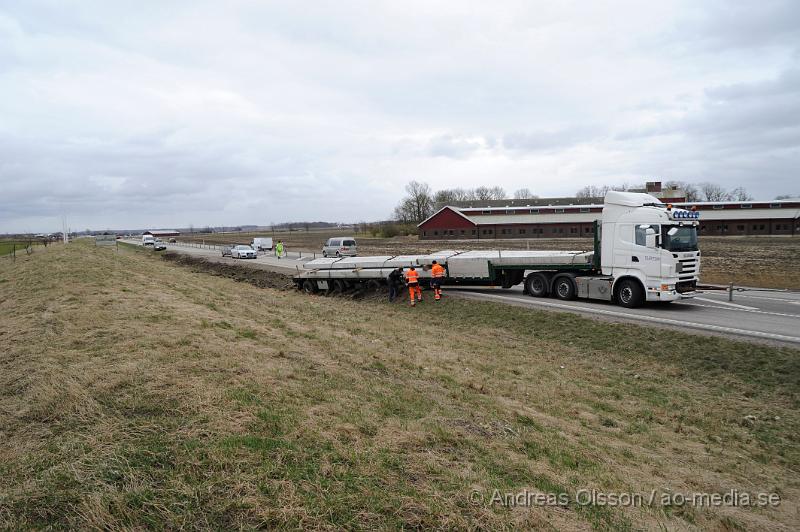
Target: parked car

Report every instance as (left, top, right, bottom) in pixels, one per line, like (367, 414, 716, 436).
(221, 245, 233, 257)
(322, 237, 357, 257)
(231, 244, 257, 259)
(153, 240, 167, 251)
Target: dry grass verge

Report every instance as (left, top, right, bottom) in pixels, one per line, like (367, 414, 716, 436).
(1, 242, 798, 530)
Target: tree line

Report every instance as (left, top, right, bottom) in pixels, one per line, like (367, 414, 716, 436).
(575, 181, 754, 202)
(393, 179, 792, 223)
(394, 181, 538, 223)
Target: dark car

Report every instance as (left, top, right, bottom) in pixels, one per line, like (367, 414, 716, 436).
(221, 245, 233, 257)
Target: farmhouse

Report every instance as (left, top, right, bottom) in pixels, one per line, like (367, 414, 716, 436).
(419, 183, 800, 240)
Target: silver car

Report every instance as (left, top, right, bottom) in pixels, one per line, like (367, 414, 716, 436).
(322, 237, 357, 258)
(231, 245, 256, 259)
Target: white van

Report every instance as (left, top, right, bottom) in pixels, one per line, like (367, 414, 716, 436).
(142, 235, 155, 246)
(322, 237, 357, 257)
(251, 237, 274, 251)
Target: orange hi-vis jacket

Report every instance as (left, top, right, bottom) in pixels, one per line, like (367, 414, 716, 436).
(405, 268, 419, 285)
(431, 264, 445, 278)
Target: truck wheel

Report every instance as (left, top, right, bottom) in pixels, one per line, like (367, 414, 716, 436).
(365, 279, 381, 292)
(302, 280, 318, 294)
(553, 276, 576, 300)
(525, 273, 548, 297)
(615, 279, 644, 308)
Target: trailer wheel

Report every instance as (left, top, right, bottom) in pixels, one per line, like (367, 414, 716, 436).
(329, 279, 346, 295)
(365, 279, 382, 292)
(302, 280, 318, 294)
(525, 273, 549, 297)
(615, 279, 643, 308)
(553, 276, 576, 300)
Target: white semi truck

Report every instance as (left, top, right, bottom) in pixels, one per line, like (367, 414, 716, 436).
(293, 191, 700, 308)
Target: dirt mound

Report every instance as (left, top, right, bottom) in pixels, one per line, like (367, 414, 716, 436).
(161, 252, 295, 290)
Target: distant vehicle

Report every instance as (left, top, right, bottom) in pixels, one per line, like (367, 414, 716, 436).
(322, 237, 357, 258)
(168, 238, 177, 243)
(221, 245, 233, 257)
(142, 235, 155, 246)
(231, 245, 256, 259)
(251, 237, 273, 251)
(153, 240, 167, 251)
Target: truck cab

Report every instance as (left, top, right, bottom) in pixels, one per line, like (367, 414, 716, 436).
(600, 191, 700, 305)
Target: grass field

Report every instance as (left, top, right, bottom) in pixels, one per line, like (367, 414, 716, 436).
(0, 240, 42, 257)
(182, 230, 800, 289)
(1, 242, 798, 529)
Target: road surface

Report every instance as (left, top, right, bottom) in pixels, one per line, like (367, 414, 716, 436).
(130, 241, 800, 347)
(449, 285, 800, 347)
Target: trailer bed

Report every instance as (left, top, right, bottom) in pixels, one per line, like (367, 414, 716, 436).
(296, 249, 594, 282)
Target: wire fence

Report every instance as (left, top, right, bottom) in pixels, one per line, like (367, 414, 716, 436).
(1, 241, 41, 261)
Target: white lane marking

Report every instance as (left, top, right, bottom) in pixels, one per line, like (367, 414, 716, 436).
(701, 292, 800, 303)
(456, 292, 800, 345)
(693, 297, 758, 310)
(680, 302, 800, 318)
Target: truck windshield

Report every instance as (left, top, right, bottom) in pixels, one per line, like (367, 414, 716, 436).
(662, 225, 698, 252)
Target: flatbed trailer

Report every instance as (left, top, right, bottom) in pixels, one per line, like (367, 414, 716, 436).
(293, 191, 701, 308)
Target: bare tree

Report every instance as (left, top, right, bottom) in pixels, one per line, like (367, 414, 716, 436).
(394, 180, 434, 223)
(575, 185, 610, 200)
(513, 188, 538, 200)
(700, 182, 731, 202)
(775, 194, 797, 200)
(489, 186, 506, 199)
(729, 186, 753, 201)
(473, 186, 506, 201)
(664, 181, 701, 202)
(433, 189, 461, 206)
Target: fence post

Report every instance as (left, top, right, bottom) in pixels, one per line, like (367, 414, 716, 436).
(728, 282, 734, 302)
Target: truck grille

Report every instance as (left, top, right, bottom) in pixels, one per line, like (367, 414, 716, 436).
(677, 256, 698, 280)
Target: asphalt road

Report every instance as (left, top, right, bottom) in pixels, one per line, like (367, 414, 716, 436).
(449, 286, 800, 347)
(132, 241, 800, 347)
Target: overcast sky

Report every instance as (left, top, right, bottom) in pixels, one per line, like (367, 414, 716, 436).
(1, 0, 798, 232)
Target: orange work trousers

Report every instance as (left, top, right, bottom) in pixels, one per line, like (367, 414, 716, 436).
(408, 284, 422, 304)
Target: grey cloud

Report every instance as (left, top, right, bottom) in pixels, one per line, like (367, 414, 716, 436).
(1, 1, 798, 231)
(502, 126, 603, 153)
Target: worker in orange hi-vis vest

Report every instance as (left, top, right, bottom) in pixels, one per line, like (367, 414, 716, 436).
(404, 266, 422, 306)
(430, 260, 446, 301)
